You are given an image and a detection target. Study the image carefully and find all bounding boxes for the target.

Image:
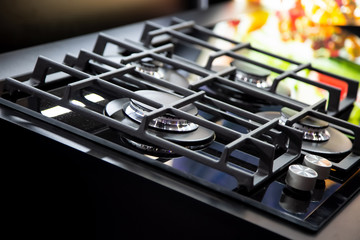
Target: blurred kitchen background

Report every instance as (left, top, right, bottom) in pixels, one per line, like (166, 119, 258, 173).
(0, 0, 224, 53)
(1, 0, 360, 122)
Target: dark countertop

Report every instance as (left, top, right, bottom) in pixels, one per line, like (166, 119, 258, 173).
(0, 1, 235, 79)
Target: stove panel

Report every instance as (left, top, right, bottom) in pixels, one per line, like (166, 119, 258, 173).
(0, 17, 359, 233)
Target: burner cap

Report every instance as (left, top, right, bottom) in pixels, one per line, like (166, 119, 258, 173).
(231, 60, 271, 88)
(104, 90, 215, 156)
(256, 110, 352, 158)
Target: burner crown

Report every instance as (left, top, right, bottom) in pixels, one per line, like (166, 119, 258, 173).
(281, 108, 331, 142)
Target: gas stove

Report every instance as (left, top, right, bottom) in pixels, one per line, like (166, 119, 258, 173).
(1, 2, 360, 239)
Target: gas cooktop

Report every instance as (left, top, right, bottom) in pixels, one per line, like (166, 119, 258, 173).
(1, 2, 359, 239)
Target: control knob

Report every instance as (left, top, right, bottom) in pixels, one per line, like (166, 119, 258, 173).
(303, 154, 332, 180)
(285, 164, 318, 191)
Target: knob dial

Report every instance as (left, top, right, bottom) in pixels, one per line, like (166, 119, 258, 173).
(285, 164, 318, 191)
(303, 154, 332, 180)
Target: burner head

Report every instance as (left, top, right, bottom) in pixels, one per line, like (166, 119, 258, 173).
(132, 57, 189, 88)
(206, 63, 290, 112)
(231, 60, 271, 89)
(257, 108, 352, 159)
(281, 108, 331, 142)
(135, 57, 165, 79)
(125, 91, 198, 132)
(206, 65, 274, 112)
(104, 90, 215, 157)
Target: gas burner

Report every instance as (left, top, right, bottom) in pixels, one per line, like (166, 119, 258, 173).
(124, 91, 198, 132)
(231, 60, 271, 89)
(131, 57, 189, 88)
(203, 66, 277, 112)
(257, 108, 353, 159)
(280, 108, 331, 142)
(205, 63, 291, 112)
(230, 60, 291, 96)
(104, 90, 215, 156)
(134, 57, 165, 79)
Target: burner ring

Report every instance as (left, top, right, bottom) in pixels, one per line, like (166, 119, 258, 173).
(124, 90, 199, 132)
(293, 122, 331, 142)
(128, 57, 190, 88)
(134, 57, 165, 79)
(104, 90, 215, 156)
(235, 72, 271, 89)
(256, 111, 352, 158)
(281, 109, 331, 142)
(124, 100, 199, 132)
(231, 60, 271, 89)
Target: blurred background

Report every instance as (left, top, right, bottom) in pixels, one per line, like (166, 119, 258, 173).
(1, 0, 360, 122)
(0, 0, 224, 53)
